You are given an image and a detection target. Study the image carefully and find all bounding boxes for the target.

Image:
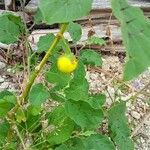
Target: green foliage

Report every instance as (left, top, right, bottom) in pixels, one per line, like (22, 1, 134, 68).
(64, 61, 89, 101)
(1, 0, 149, 149)
(88, 94, 106, 109)
(55, 138, 85, 150)
(68, 22, 82, 43)
(108, 102, 134, 150)
(49, 86, 66, 102)
(0, 120, 10, 146)
(28, 105, 42, 116)
(29, 83, 50, 107)
(0, 91, 16, 118)
(38, 0, 93, 24)
(56, 135, 115, 150)
(80, 49, 103, 67)
(84, 134, 115, 150)
(147, 98, 150, 107)
(37, 34, 55, 53)
(46, 63, 71, 88)
(16, 108, 26, 123)
(0, 13, 24, 44)
(111, 0, 150, 80)
(3, 12, 25, 32)
(65, 100, 104, 130)
(37, 33, 63, 53)
(87, 36, 106, 45)
(46, 106, 74, 145)
(34, 8, 43, 24)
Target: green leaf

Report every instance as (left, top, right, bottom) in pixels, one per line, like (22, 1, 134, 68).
(0, 14, 22, 44)
(46, 106, 74, 146)
(0, 91, 16, 118)
(73, 61, 86, 82)
(87, 36, 106, 45)
(3, 12, 25, 33)
(56, 138, 85, 150)
(80, 49, 102, 67)
(46, 63, 71, 88)
(67, 138, 86, 150)
(111, 0, 150, 80)
(0, 120, 10, 146)
(34, 8, 44, 24)
(29, 83, 50, 106)
(64, 61, 89, 101)
(16, 108, 26, 123)
(65, 79, 89, 101)
(25, 113, 41, 133)
(49, 86, 66, 102)
(28, 105, 42, 116)
(65, 100, 104, 130)
(56, 135, 115, 150)
(37, 34, 55, 52)
(0, 90, 15, 99)
(147, 98, 150, 107)
(37, 33, 64, 53)
(68, 22, 82, 43)
(84, 134, 115, 150)
(88, 94, 106, 109)
(19, 110, 41, 133)
(108, 102, 134, 150)
(55, 145, 69, 150)
(38, 0, 92, 24)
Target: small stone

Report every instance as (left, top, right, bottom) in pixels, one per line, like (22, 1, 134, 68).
(0, 77, 5, 83)
(126, 101, 131, 107)
(7, 68, 11, 72)
(131, 106, 135, 110)
(0, 62, 6, 69)
(144, 120, 150, 126)
(131, 111, 141, 120)
(0, 82, 10, 89)
(90, 73, 98, 80)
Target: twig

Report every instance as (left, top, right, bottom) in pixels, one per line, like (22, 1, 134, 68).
(131, 111, 150, 138)
(14, 125, 26, 149)
(105, 87, 114, 103)
(7, 23, 68, 119)
(61, 36, 72, 54)
(127, 81, 150, 102)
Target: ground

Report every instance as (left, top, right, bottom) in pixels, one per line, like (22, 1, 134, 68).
(0, 54, 150, 150)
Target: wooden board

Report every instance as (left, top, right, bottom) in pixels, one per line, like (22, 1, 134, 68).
(28, 23, 123, 52)
(24, 0, 150, 14)
(92, 0, 150, 9)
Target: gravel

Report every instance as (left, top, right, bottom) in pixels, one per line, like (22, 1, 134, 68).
(0, 77, 5, 83)
(87, 55, 150, 150)
(0, 56, 150, 149)
(0, 61, 6, 70)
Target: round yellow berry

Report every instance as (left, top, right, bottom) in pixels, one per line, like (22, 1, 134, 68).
(57, 54, 78, 73)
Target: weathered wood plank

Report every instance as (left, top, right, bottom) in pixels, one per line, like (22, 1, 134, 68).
(78, 9, 150, 26)
(92, 0, 150, 9)
(24, 0, 150, 14)
(28, 24, 122, 52)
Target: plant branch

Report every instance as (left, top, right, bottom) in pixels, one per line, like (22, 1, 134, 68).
(62, 36, 72, 54)
(131, 111, 150, 138)
(127, 81, 150, 102)
(7, 23, 68, 118)
(20, 24, 68, 103)
(14, 125, 26, 149)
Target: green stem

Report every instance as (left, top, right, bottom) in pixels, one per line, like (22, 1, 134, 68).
(8, 23, 68, 118)
(62, 36, 72, 54)
(19, 23, 68, 104)
(26, 41, 31, 76)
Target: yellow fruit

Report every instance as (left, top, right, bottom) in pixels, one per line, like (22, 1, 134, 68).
(57, 54, 78, 73)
